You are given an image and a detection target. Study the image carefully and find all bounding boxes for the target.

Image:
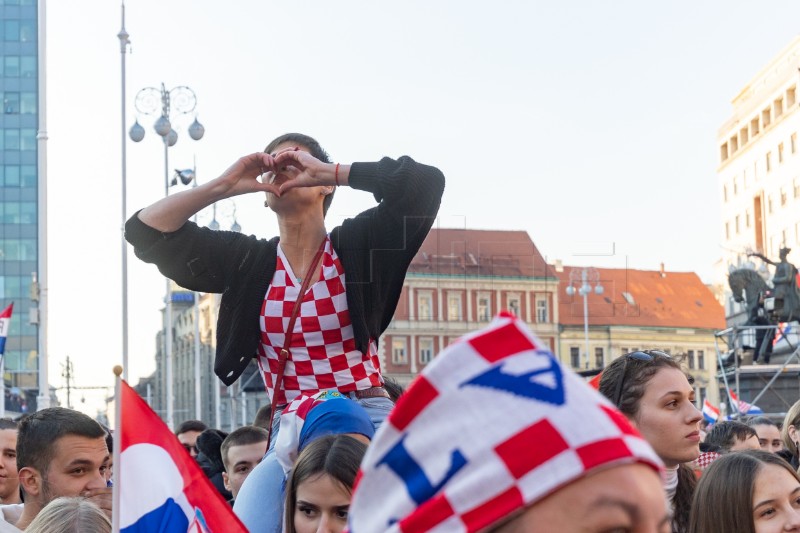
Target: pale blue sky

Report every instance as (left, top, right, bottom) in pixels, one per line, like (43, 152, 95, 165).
(45, 1, 800, 413)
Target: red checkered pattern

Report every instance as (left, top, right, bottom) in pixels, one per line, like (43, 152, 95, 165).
(349, 312, 662, 533)
(693, 451, 721, 472)
(257, 236, 383, 405)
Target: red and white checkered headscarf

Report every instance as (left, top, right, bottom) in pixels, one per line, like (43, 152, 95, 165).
(348, 313, 663, 532)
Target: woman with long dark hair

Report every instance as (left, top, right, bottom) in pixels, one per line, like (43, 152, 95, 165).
(599, 350, 702, 532)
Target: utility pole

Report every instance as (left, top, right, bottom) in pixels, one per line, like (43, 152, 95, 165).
(62, 355, 73, 409)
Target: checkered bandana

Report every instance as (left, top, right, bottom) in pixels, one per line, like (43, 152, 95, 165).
(348, 312, 663, 533)
(257, 236, 383, 405)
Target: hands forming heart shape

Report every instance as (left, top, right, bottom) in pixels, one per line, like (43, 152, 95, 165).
(257, 148, 328, 197)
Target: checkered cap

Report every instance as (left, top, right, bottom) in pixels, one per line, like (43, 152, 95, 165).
(348, 312, 663, 532)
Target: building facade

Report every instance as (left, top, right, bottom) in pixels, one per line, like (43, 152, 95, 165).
(380, 228, 560, 386)
(0, 0, 42, 408)
(556, 266, 726, 404)
(716, 36, 800, 321)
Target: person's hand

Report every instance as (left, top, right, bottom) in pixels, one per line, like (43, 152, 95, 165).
(216, 152, 283, 198)
(271, 149, 334, 194)
(82, 487, 113, 518)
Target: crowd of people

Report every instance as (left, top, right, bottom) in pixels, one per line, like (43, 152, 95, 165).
(0, 133, 784, 531)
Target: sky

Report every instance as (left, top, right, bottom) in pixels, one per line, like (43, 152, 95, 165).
(43, 0, 800, 416)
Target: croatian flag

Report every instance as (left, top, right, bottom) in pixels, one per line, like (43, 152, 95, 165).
(702, 398, 719, 424)
(118, 380, 247, 533)
(0, 303, 13, 355)
(729, 391, 763, 415)
(774, 323, 793, 346)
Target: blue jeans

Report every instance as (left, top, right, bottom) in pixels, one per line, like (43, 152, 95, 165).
(234, 396, 393, 533)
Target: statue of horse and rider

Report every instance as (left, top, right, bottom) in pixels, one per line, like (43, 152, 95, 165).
(728, 247, 800, 364)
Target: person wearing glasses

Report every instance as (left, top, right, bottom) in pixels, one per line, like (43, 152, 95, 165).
(599, 350, 703, 533)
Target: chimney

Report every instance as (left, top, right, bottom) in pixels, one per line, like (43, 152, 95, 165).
(660, 262, 666, 278)
(554, 259, 563, 273)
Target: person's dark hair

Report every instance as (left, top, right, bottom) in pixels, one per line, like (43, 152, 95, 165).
(17, 407, 106, 476)
(382, 377, 405, 404)
(688, 449, 800, 533)
(220, 426, 268, 471)
(284, 434, 366, 533)
(746, 416, 779, 429)
(264, 133, 335, 217)
(252, 403, 273, 431)
(704, 421, 757, 453)
(598, 352, 695, 533)
(0, 418, 18, 431)
(175, 419, 208, 436)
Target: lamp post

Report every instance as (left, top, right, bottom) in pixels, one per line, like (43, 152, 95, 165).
(129, 84, 204, 430)
(565, 267, 604, 369)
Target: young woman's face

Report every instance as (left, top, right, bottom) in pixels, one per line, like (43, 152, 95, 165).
(631, 367, 702, 467)
(754, 424, 785, 454)
(752, 463, 800, 533)
(293, 473, 351, 533)
(489, 463, 669, 533)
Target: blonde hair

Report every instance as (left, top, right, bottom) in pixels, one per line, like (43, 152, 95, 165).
(26, 497, 111, 533)
(782, 400, 800, 457)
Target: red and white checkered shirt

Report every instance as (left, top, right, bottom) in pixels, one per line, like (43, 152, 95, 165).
(257, 235, 383, 405)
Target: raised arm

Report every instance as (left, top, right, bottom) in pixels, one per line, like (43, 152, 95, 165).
(748, 252, 777, 267)
(138, 152, 280, 232)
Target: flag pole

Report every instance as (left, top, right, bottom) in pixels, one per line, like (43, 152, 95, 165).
(112, 365, 123, 533)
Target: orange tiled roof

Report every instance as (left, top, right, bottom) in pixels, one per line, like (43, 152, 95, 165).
(556, 266, 725, 330)
(409, 228, 557, 279)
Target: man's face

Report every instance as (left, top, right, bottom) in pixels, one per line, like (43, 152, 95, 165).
(39, 435, 109, 504)
(729, 434, 761, 452)
(0, 429, 18, 501)
(222, 441, 267, 499)
(177, 430, 202, 458)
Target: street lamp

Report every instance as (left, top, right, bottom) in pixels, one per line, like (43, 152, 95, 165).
(565, 267, 604, 369)
(129, 83, 204, 430)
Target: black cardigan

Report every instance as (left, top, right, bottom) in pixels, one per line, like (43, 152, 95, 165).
(125, 156, 445, 385)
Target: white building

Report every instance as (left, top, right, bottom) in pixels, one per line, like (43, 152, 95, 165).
(716, 36, 800, 320)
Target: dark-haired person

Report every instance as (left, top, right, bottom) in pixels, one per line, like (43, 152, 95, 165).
(285, 435, 366, 533)
(704, 420, 761, 453)
(126, 133, 445, 439)
(599, 350, 702, 533)
(175, 419, 208, 459)
(221, 426, 269, 503)
(747, 416, 784, 454)
(14, 407, 111, 530)
(689, 450, 800, 533)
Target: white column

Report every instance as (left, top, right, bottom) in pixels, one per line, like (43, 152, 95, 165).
(409, 336, 417, 375)
(526, 290, 532, 323)
(466, 287, 472, 324)
(408, 287, 415, 321)
(495, 291, 502, 317)
(437, 288, 444, 321)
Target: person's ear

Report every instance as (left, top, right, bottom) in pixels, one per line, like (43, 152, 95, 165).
(222, 471, 231, 493)
(18, 466, 41, 498)
(790, 425, 799, 445)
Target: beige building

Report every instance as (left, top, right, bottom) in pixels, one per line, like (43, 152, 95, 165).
(380, 228, 560, 385)
(716, 37, 800, 320)
(555, 266, 726, 404)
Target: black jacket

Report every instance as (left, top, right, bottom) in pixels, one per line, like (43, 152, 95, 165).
(125, 156, 445, 385)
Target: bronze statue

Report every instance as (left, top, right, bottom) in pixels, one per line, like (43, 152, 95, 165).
(749, 247, 800, 322)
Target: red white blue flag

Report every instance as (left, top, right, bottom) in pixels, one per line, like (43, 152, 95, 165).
(118, 380, 247, 533)
(0, 304, 13, 356)
(729, 390, 763, 416)
(702, 398, 719, 424)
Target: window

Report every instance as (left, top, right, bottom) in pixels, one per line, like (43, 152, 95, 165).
(621, 347, 629, 356)
(419, 338, 434, 365)
(4, 130, 19, 151)
(391, 338, 407, 365)
(594, 347, 604, 369)
(794, 177, 800, 199)
(20, 56, 35, 78)
(20, 129, 35, 151)
(766, 151, 772, 172)
(789, 87, 797, 108)
(507, 295, 520, 317)
(3, 92, 20, 114)
(720, 143, 728, 162)
(687, 350, 695, 369)
(4, 20, 19, 42)
(735, 215, 740, 234)
(699, 387, 707, 407)
(730, 135, 739, 153)
(477, 293, 491, 322)
(20, 92, 35, 114)
(570, 347, 580, 369)
(768, 195, 774, 214)
(763, 107, 772, 128)
(751, 117, 760, 137)
(536, 295, 549, 323)
(723, 184, 728, 203)
(775, 98, 784, 119)
(447, 292, 462, 321)
(733, 177, 738, 195)
(793, 133, 798, 154)
(779, 143, 785, 163)
(3, 57, 19, 77)
(698, 351, 705, 370)
(746, 209, 751, 228)
(781, 187, 788, 206)
(417, 291, 433, 320)
(740, 127, 749, 146)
